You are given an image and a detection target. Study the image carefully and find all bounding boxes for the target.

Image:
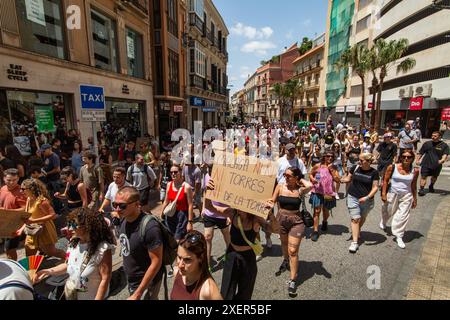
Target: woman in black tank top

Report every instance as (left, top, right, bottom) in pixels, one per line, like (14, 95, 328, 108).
(204, 179, 268, 300)
(266, 167, 312, 297)
(54, 167, 88, 210)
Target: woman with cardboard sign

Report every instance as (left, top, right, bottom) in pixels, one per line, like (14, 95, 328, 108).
(204, 179, 271, 300)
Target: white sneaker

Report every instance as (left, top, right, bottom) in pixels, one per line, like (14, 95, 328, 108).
(396, 237, 406, 249)
(349, 242, 359, 253)
(266, 238, 273, 249)
(335, 193, 340, 200)
(379, 221, 386, 231)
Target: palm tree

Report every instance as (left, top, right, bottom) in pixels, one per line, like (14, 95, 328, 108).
(373, 38, 416, 130)
(272, 79, 303, 122)
(335, 44, 371, 131)
(367, 47, 379, 127)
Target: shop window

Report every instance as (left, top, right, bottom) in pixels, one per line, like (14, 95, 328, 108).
(168, 50, 180, 97)
(3, 91, 70, 156)
(15, 0, 66, 59)
(103, 100, 145, 160)
(126, 28, 144, 79)
(91, 9, 119, 72)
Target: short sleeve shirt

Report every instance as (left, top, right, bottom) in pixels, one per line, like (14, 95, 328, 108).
(119, 213, 163, 288)
(419, 141, 449, 170)
(0, 185, 27, 210)
(398, 130, 417, 149)
(182, 166, 202, 188)
(44, 153, 60, 181)
(80, 165, 104, 192)
(348, 166, 379, 199)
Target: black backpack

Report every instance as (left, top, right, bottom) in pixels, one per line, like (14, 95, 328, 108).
(139, 213, 178, 300)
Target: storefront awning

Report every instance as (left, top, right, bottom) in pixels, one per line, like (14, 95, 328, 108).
(381, 98, 438, 111)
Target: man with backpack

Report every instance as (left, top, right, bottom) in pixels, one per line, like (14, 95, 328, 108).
(417, 131, 449, 197)
(127, 154, 157, 212)
(115, 187, 169, 300)
(80, 151, 104, 210)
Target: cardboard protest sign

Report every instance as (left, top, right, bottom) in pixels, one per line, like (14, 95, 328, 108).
(0, 209, 31, 238)
(205, 151, 277, 219)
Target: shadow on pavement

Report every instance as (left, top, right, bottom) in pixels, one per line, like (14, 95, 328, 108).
(296, 260, 332, 285)
(262, 244, 283, 258)
(360, 231, 387, 246)
(325, 224, 349, 236)
(431, 189, 450, 196)
(403, 230, 424, 244)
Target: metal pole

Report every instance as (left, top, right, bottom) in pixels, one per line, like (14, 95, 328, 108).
(92, 121, 98, 165)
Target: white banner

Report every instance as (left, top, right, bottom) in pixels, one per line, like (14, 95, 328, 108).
(25, 0, 46, 26)
(347, 105, 356, 112)
(127, 36, 135, 59)
(336, 107, 345, 113)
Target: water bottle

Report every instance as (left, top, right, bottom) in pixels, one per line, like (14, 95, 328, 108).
(315, 172, 321, 184)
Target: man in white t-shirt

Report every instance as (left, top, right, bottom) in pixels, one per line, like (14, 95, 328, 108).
(277, 144, 308, 184)
(99, 167, 132, 214)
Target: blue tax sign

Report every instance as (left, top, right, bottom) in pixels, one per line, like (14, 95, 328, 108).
(80, 85, 105, 109)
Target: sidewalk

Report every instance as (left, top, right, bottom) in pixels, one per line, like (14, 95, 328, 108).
(406, 197, 450, 300)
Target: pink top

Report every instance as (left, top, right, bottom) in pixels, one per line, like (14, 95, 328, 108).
(312, 166, 336, 196)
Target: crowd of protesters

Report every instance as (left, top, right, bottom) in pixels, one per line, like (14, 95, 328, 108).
(0, 116, 448, 300)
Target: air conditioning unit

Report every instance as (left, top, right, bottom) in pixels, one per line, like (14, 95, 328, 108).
(398, 86, 413, 99)
(415, 84, 432, 97)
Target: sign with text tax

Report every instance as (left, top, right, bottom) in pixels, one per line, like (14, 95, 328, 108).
(205, 151, 277, 219)
(80, 85, 106, 121)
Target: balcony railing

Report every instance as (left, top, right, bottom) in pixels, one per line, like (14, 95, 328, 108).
(205, 28, 213, 43)
(190, 75, 206, 90)
(128, 0, 148, 14)
(189, 13, 204, 33)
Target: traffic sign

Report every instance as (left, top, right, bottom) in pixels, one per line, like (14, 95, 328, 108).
(80, 85, 106, 121)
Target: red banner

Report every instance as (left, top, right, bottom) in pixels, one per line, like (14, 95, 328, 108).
(409, 97, 424, 111)
(368, 102, 373, 110)
(442, 107, 450, 121)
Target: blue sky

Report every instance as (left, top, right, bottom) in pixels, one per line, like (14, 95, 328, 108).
(213, 0, 328, 95)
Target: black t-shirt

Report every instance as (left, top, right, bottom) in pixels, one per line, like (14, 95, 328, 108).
(348, 166, 379, 199)
(44, 153, 61, 181)
(119, 213, 163, 289)
(377, 142, 398, 163)
(0, 158, 16, 171)
(419, 141, 449, 170)
(324, 132, 334, 145)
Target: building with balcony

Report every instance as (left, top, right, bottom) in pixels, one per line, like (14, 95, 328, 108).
(291, 33, 325, 123)
(373, 0, 450, 136)
(150, 0, 189, 138)
(242, 72, 257, 122)
(187, 0, 229, 129)
(258, 43, 299, 122)
(0, 0, 154, 159)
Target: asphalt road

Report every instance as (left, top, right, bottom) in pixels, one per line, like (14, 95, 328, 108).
(106, 168, 450, 300)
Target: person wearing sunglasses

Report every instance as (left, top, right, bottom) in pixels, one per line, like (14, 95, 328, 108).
(309, 153, 341, 242)
(204, 179, 269, 300)
(161, 165, 194, 241)
(115, 187, 164, 300)
(266, 167, 312, 297)
(170, 231, 222, 300)
(341, 153, 379, 253)
(34, 208, 115, 300)
(21, 179, 66, 260)
(380, 150, 419, 249)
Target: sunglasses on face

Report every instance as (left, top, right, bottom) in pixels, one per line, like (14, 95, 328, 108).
(112, 201, 134, 211)
(402, 156, 413, 160)
(67, 220, 79, 230)
(325, 155, 334, 158)
(170, 171, 179, 175)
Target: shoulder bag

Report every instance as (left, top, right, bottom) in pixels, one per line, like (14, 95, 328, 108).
(163, 182, 185, 218)
(300, 195, 314, 228)
(237, 216, 264, 256)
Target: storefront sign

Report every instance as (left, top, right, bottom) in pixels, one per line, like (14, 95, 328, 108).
(80, 85, 106, 121)
(346, 105, 356, 112)
(355, 106, 362, 114)
(122, 84, 130, 94)
(441, 107, 450, 121)
(174, 105, 183, 113)
(203, 108, 217, 112)
(409, 97, 424, 111)
(190, 96, 205, 107)
(368, 102, 374, 109)
(336, 107, 345, 113)
(7, 64, 28, 81)
(34, 105, 55, 133)
(25, 0, 46, 26)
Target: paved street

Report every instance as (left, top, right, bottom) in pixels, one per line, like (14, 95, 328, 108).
(107, 167, 450, 300)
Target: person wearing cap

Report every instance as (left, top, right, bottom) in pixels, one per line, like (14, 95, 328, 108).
(277, 144, 307, 185)
(310, 128, 320, 145)
(362, 133, 373, 154)
(41, 144, 61, 183)
(376, 133, 398, 183)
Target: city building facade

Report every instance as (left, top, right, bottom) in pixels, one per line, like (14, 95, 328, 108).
(187, 0, 229, 130)
(291, 33, 326, 123)
(0, 0, 154, 158)
(373, 0, 450, 137)
(150, 0, 189, 139)
(242, 71, 257, 123)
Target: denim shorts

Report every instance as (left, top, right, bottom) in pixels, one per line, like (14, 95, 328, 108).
(347, 194, 374, 220)
(309, 193, 337, 210)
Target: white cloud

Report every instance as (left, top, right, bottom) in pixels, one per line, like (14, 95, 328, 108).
(303, 19, 312, 27)
(230, 23, 274, 40)
(241, 41, 277, 56)
(229, 76, 239, 82)
(239, 66, 251, 79)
